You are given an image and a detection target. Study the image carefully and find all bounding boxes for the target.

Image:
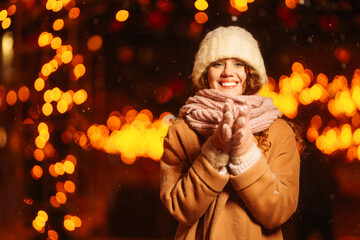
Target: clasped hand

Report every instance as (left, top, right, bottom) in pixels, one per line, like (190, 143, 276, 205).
(211, 99, 254, 166)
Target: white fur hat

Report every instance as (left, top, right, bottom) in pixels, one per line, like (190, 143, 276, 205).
(192, 26, 268, 87)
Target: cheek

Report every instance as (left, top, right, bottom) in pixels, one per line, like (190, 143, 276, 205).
(207, 70, 219, 87)
(237, 71, 247, 84)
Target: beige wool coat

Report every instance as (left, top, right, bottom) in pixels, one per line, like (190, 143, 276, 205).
(160, 118, 300, 240)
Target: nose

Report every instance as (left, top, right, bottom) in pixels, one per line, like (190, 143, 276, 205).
(222, 63, 234, 77)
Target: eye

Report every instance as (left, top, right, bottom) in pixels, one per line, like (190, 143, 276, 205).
(210, 62, 223, 67)
(235, 62, 244, 67)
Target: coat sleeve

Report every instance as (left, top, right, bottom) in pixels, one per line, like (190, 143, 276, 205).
(160, 121, 229, 226)
(229, 119, 300, 230)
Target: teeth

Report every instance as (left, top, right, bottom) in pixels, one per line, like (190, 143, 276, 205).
(221, 82, 236, 87)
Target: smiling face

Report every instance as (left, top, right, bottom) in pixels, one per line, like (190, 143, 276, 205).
(207, 58, 247, 96)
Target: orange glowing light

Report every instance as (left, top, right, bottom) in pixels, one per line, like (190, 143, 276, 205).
(6, 90, 17, 106)
(38, 32, 53, 47)
(87, 35, 103, 52)
(48, 60, 58, 73)
(35, 216, 46, 228)
(64, 180, 75, 193)
(34, 78, 45, 91)
(61, 51, 73, 64)
(121, 154, 136, 165)
(310, 115, 322, 129)
(194, 12, 208, 24)
(38, 122, 49, 132)
(23, 118, 34, 125)
(50, 196, 61, 208)
(49, 164, 58, 177)
(292, 62, 304, 74)
(233, 0, 248, 12)
(107, 116, 121, 131)
(32, 220, 43, 231)
(57, 100, 68, 113)
(48, 230, 59, 240)
(39, 129, 50, 142)
(54, 162, 65, 175)
(116, 9, 129, 22)
(7, 5, 16, 16)
(353, 128, 360, 145)
(18, 86, 30, 102)
(35, 136, 46, 149)
(73, 89, 87, 105)
(0, 10, 7, 21)
(64, 219, 75, 231)
(51, 37, 62, 49)
(34, 148, 45, 161)
(56, 45, 67, 55)
(290, 73, 304, 92)
(62, 0, 71, 6)
(345, 146, 357, 163)
(56, 191, 67, 204)
(285, 0, 297, 9)
(43, 143, 55, 158)
(352, 113, 360, 127)
(74, 64, 86, 78)
(61, 92, 73, 104)
(63, 160, 75, 174)
(339, 124, 352, 149)
(44, 90, 54, 103)
(310, 84, 323, 101)
(2, 17, 11, 29)
(41, 63, 53, 77)
(46, 0, 56, 10)
(306, 127, 319, 142)
(52, 1, 63, 12)
(69, 7, 80, 19)
(72, 216, 82, 228)
(31, 165, 43, 179)
(42, 102, 53, 116)
(88, 125, 101, 141)
(53, 19, 64, 31)
(79, 134, 88, 147)
(38, 210, 48, 222)
(316, 73, 328, 87)
(194, 0, 208, 11)
(52, 87, 62, 101)
(125, 109, 138, 123)
(140, 109, 153, 122)
(66, 154, 77, 166)
(299, 73, 311, 88)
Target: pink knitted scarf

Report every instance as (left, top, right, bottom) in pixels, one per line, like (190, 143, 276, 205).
(179, 89, 282, 137)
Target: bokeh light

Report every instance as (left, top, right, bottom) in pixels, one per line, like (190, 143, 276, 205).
(116, 10, 129, 22)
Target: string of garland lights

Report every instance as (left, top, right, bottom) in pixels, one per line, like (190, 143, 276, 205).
(0, 0, 359, 238)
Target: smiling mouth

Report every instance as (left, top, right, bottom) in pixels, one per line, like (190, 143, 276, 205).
(218, 81, 239, 88)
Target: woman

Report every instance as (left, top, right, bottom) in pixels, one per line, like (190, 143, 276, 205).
(160, 26, 300, 239)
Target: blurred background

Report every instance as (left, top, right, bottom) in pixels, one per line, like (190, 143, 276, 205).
(0, 0, 360, 239)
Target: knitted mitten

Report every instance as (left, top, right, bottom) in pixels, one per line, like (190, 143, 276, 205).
(231, 102, 254, 157)
(230, 101, 261, 175)
(201, 99, 234, 169)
